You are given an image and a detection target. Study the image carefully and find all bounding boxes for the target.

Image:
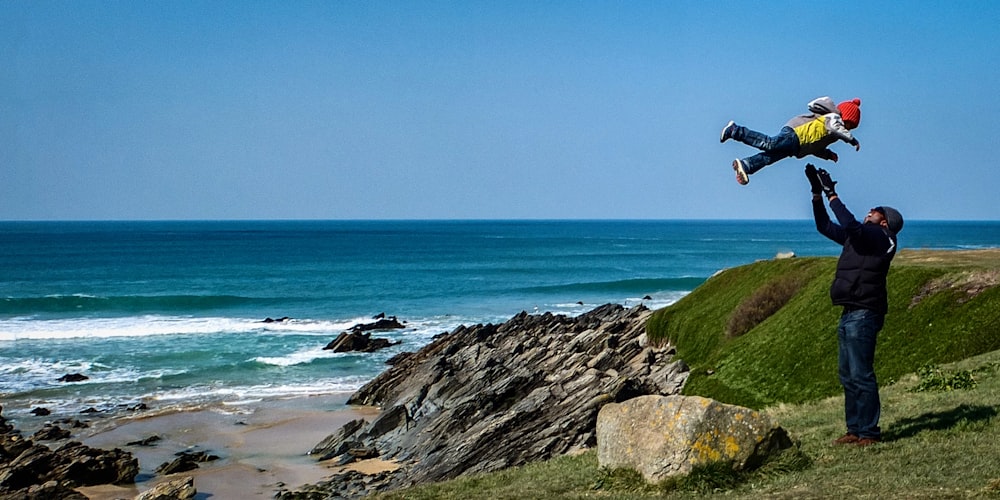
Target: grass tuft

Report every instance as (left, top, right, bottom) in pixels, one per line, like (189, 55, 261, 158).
(726, 275, 805, 338)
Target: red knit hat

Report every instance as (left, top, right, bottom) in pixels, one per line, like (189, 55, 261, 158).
(838, 98, 861, 129)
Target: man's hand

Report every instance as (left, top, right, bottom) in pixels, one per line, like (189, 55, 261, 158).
(829, 152, 839, 163)
(817, 168, 838, 198)
(805, 164, 824, 195)
(851, 138, 861, 151)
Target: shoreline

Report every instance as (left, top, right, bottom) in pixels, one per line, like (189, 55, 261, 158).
(62, 394, 380, 499)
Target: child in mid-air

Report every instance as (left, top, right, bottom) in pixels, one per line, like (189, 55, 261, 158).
(720, 97, 862, 185)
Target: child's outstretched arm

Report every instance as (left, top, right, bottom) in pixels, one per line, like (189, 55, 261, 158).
(813, 149, 839, 162)
(824, 114, 860, 150)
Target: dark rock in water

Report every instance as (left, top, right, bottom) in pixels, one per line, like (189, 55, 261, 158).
(294, 303, 690, 498)
(156, 450, 219, 475)
(349, 316, 405, 333)
(323, 331, 401, 353)
(79, 407, 99, 414)
(53, 418, 89, 429)
(29, 407, 51, 416)
(262, 316, 292, 323)
(126, 403, 149, 412)
(373, 312, 386, 319)
(127, 435, 162, 447)
(32, 425, 71, 441)
(56, 373, 88, 383)
(643, 295, 653, 300)
(156, 456, 200, 475)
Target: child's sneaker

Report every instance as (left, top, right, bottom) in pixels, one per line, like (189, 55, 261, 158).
(720, 121, 736, 143)
(733, 159, 749, 185)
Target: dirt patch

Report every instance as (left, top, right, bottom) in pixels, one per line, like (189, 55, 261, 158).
(897, 248, 1000, 268)
(910, 269, 1000, 308)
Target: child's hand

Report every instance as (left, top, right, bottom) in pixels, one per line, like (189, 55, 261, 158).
(829, 152, 839, 163)
(851, 138, 861, 151)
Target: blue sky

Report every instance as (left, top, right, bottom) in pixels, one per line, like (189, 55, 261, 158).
(3, 2, 998, 220)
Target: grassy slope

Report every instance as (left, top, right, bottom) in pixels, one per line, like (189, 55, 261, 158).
(371, 249, 1000, 499)
(646, 249, 1000, 408)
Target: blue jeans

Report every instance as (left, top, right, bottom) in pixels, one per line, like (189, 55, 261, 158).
(838, 308, 884, 439)
(730, 125, 800, 175)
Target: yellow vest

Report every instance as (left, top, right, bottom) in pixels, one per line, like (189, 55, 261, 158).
(792, 116, 828, 145)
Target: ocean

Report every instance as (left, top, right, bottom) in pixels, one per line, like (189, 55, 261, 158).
(2, 219, 999, 421)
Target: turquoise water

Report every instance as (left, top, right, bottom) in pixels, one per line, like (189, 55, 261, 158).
(2, 219, 998, 419)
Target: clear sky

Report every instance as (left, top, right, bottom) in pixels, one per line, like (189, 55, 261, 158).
(3, 2, 998, 221)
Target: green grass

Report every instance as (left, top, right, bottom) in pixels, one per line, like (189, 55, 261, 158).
(645, 251, 1000, 409)
(371, 249, 1000, 499)
(374, 350, 1000, 499)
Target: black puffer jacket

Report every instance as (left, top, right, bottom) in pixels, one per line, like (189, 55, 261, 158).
(813, 197, 897, 314)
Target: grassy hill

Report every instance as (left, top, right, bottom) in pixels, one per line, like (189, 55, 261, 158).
(370, 249, 1000, 499)
(645, 248, 1000, 409)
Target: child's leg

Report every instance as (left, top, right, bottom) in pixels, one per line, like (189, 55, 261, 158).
(738, 127, 799, 176)
(733, 125, 796, 152)
(742, 151, 790, 175)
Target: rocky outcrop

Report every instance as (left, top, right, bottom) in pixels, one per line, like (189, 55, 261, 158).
(155, 450, 219, 475)
(597, 395, 792, 483)
(135, 476, 197, 500)
(323, 331, 401, 353)
(0, 406, 138, 498)
(349, 316, 405, 333)
(298, 303, 688, 497)
(323, 316, 407, 353)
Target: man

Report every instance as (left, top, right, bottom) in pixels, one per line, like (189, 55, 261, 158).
(806, 163, 903, 447)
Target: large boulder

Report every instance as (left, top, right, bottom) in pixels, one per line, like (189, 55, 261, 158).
(301, 304, 689, 496)
(596, 394, 791, 483)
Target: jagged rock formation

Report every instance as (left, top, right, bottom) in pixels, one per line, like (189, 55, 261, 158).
(291, 303, 689, 497)
(0, 405, 139, 499)
(135, 476, 197, 500)
(323, 331, 400, 353)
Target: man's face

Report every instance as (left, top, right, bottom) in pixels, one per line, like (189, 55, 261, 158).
(865, 208, 887, 227)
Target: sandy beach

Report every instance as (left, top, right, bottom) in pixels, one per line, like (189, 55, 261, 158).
(59, 394, 382, 499)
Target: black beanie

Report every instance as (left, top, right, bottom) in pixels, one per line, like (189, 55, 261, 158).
(877, 206, 904, 234)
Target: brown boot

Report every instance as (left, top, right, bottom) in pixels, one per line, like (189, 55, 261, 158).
(854, 437, 881, 447)
(831, 433, 860, 445)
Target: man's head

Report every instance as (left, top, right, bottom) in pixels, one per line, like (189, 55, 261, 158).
(866, 206, 903, 233)
(838, 98, 862, 129)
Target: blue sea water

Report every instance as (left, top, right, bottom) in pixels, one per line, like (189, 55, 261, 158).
(2, 219, 999, 420)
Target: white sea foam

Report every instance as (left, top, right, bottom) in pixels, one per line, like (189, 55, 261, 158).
(150, 379, 368, 404)
(254, 347, 340, 366)
(0, 356, 183, 395)
(0, 315, 375, 341)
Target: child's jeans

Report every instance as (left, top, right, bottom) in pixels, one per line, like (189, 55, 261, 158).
(731, 125, 800, 175)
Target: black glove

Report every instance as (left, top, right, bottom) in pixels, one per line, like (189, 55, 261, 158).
(804, 164, 823, 195)
(816, 168, 837, 197)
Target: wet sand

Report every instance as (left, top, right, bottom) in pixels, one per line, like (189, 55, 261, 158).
(71, 394, 381, 499)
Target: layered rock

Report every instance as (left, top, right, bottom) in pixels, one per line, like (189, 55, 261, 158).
(0, 406, 139, 499)
(297, 303, 689, 496)
(323, 331, 400, 353)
